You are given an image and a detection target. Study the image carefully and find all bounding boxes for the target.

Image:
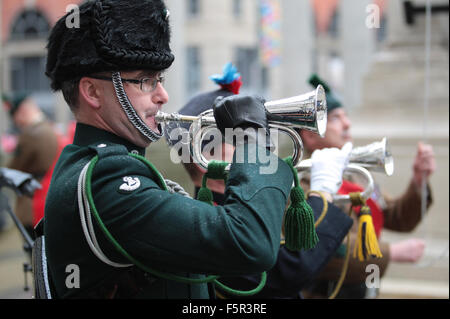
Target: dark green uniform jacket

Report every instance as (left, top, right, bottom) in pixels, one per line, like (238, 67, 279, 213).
(198, 191, 353, 299)
(44, 123, 294, 298)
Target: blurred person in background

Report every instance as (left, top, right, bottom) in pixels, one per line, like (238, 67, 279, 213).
(299, 75, 436, 299)
(2, 92, 68, 238)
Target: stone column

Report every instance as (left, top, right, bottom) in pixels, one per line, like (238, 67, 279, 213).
(354, 0, 449, 297)
(274, 0, 313, 99)
(164, 0, 186, 113)
(340, 0, 375, 109)
(0, 0, 5, 138)
(356, 0, 449, 138)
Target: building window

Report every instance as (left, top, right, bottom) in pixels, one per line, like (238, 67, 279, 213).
(235, 47, 267, 96)
(8, 9, 51, 93)
(188, 0, 200, 17)
(376, 15, 388, 43)
(10, 56, 50, 92)
(186, 46, 201, 97)
(10, 9, 50, 40)
(233, 0, 242, 18)
(328, 10, 339, 38)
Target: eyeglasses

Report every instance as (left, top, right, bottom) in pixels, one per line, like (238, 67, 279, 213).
(89, 73, 165, 92)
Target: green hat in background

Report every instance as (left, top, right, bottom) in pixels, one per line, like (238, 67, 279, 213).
(308, 74, 342, 112)
(2, 91, 30, 117)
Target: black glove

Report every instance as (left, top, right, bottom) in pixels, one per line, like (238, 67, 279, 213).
(213, 95, 273, 150)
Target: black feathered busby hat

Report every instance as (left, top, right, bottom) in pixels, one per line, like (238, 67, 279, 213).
(46, 0, 174, 91)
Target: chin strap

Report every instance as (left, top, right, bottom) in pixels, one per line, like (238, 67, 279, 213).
(111, 71, 162, 143)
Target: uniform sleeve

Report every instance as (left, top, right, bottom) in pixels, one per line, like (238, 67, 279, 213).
(215, 196, 354, 298)
(265, 197, 353, 295)
(316, 230, 390, 284)
(312, 179, 433, 285)
(7, 132, 34, 172)
(90, 144, 293, 276)
(7, 124, 58, 177)
(383, 180, 433, 232)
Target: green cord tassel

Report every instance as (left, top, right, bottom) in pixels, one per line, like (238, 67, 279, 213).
(283, 157, 319, 251)
(196, 160, 228, 205)
(197, 175, 214, 205)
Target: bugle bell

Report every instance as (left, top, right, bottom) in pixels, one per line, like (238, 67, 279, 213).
(157, 85, 328, 170)
(296, 137, 394, 203)
(348, 137, 394, 177)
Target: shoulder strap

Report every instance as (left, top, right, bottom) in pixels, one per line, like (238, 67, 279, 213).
(87, 142, 167, 191)
(88, 142, 128, 158)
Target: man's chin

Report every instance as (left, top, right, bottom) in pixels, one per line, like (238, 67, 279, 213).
(151, 123, 162, 135)
(144, 118, 160, 134)
(343, 136, 353, 144)
(335, 139, 352, 149)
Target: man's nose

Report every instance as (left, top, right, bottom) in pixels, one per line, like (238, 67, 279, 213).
(152, 82, 169, 105)
(343, 116, 351, 129)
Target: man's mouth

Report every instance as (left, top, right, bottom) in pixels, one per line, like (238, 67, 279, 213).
(342, 132, 352, 140)
(143, 113, 162, 134)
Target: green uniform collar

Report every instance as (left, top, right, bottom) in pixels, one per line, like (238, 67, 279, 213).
(73, 123, 146, 157)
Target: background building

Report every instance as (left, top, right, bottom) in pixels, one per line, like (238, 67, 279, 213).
(0, 0, 448, 298)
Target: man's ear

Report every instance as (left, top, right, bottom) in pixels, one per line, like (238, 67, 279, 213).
(79, 77, 102, 109)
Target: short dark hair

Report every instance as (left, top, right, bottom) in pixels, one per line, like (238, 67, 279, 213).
(61, 78, 80, 110)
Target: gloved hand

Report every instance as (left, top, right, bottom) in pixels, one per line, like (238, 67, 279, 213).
(310, 142, 353, 194)
(213, 95, 272, 149)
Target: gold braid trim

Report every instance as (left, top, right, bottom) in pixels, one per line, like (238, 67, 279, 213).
(305, 190, 329, 228)
(305, 190, 352, 299)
